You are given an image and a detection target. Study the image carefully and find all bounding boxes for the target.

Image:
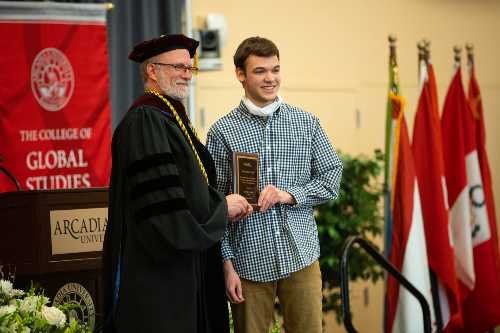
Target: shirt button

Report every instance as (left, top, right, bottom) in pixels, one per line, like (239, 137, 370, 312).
(272, 210, 276, 215)
(267, 167, 272, 173)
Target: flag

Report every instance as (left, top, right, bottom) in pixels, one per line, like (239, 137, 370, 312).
(384, 52, 435, 333)
(441, 68, 476, 294)
(0, 2, 111, 192)
(427, 64, 439, 128)
(458, 63, 500, 333)
(412, 60, 462, 332)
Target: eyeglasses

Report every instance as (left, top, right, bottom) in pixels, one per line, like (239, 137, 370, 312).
(153, 62, 199, 75)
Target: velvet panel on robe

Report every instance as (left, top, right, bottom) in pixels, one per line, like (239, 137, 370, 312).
(102, 95, 229, 333)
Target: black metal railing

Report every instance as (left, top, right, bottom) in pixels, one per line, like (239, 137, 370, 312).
(340, 236, 432, 333)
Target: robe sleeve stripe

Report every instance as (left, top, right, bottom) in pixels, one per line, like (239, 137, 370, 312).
(126, 152, 175, 177)
(130, 175, 183, 200)
(135, 198, 188, 221)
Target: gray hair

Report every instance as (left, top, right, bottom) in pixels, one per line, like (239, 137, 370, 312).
(139, 55, 161, 82)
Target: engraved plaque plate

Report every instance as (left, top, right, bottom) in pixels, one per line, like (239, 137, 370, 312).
(232, 152, 260, 211)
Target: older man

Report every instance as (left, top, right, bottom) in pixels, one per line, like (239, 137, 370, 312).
(102, 34, 252, 333)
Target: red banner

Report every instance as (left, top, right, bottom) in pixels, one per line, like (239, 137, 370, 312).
(0, 3, 111, 192)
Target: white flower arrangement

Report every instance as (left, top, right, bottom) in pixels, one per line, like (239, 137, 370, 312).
(41, 305, 67, 328)
(0, 279, 90, 333)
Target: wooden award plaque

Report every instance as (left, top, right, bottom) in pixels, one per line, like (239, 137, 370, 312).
(232, 152, 260, 211)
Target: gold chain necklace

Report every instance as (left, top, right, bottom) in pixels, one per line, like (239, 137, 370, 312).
(144, 89, 208, 184)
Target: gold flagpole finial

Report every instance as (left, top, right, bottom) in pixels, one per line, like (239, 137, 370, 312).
(422, 39, 430, 62)
(465, 43, 474, 67)
(388, 34, 399, 90)
(417, 40, 426, 79)
(417, 40, 426, 62)
(453, 45, 462, 66)
(106, 3, 114, 11)
(388, 34, 397, 63)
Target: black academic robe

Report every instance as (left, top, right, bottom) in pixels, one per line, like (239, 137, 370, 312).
(102, 94, 229, 333)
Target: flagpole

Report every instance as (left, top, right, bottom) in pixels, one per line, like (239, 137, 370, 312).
(417, 39, 445, 333)
(388, 34, 398, 94)
(423, 39, 430, 64)
(384, 34, 398, 258)
(417, 40, 425, 81)
(466, 43, 474, 75)
(466, 43, 474, 65)
(384, 34, 397, 333)
(453, 45, 462, 70)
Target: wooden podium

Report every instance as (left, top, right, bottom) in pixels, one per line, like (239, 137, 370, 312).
(0, 188, 108, 329)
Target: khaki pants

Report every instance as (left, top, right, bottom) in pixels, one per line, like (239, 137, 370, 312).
(231, 261, 322, 333)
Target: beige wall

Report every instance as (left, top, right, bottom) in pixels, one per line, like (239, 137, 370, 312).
(192, 0, 500, 331)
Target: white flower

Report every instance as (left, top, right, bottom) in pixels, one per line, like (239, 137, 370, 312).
(10, 288, 24, 298)
(0, 279, 24, 303)
(0, 280, 13, 295)
(19, 296, 38, 314)
(19, 295, 49, 315)
(0, 304, 16, 317)
(41, 306, 66, 328)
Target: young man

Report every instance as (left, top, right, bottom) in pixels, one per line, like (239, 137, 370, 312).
(207, 36, 343, 333)
(102, 34, 252, 333)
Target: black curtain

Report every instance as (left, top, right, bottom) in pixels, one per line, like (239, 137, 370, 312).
(106, 0, 183, 128)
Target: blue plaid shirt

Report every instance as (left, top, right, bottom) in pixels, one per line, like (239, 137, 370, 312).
(206, 100, 342, 282)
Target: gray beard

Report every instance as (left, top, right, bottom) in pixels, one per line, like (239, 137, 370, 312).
(163, 87, 187, 101)
(158, 77, 188, 101)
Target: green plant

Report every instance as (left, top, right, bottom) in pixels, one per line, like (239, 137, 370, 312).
(0, 279, 90, 333)
(268, 319, 281, 333)
(316, 149, 385, 321)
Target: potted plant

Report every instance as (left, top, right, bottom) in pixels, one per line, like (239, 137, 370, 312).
(316, 149, 385, 321)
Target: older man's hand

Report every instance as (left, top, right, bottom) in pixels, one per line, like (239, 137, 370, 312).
(226, 194, 253, 222)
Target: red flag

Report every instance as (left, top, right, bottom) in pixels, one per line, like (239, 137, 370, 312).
(413, 62, 462, 331)
(441, 68, 475, 294)
(427, 64, 439, 124)
(0, 3, 111, 192)
(459, 65, 500, 333)
(386, 91, 435, 333)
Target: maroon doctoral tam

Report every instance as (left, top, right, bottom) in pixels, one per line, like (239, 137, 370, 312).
(128, 34, 199, 63)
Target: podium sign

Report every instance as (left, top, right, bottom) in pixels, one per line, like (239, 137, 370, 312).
(49, 207, 108, 255)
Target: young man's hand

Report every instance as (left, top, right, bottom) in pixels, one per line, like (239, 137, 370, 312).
(226, 194, 253, 222)
(223, 260, 245, 303)
(258, 185, 295, 212)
